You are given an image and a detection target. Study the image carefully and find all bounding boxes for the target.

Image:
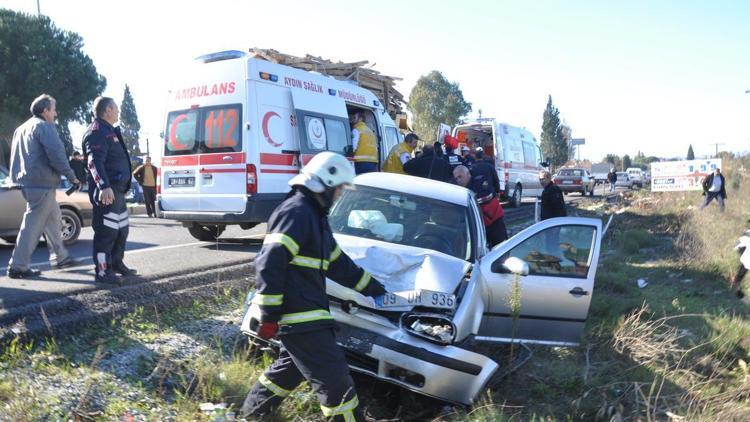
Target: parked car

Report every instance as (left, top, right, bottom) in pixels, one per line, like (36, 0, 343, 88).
(0, 165, 92, 245)
(615, 172, 635, 189)
(241, 173, 604, 405)
(553, 168, 595, 196)
(626, 167, 644, 188)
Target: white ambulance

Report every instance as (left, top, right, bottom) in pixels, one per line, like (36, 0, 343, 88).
(157, 50, 402, 240)
(452, 119, 548, 207)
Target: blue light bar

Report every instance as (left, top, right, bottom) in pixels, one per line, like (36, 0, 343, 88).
(328, 89, 337, 96)
(195, 50, 246, 64)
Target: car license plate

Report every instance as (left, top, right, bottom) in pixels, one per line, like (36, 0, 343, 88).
(563, 180, 573, 184)
(169, 176, 195, 187)
(378, 289, 456, 310)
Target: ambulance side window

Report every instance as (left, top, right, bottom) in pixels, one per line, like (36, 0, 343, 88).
(298, 112, 351, 156)
(325, 120, 349, 155)
(165, 110, 199, 156)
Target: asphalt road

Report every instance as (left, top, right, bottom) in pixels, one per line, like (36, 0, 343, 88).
(0, 184, 624, 315)
(0, 215, 265, 309)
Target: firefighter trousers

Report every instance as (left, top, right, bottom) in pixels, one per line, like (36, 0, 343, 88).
(241, 328, 362, 421)
(90, 187, 129, 277)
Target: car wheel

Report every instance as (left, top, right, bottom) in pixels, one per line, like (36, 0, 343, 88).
(1, 235, 18, 244)
(60, 208, 82, 245)
(511, 185, 522, 208)
(188, 224, 225, 241)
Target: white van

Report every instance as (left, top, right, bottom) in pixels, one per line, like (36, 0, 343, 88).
(452, 120, 548, 207)
(626, 168, 644, 187)
(157, 50, 401, 240)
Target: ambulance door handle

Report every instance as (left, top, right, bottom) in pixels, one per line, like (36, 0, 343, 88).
(222, 156, 233, 162)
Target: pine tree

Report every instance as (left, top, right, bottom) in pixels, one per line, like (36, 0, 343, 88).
(119, 84, 142, 158)
(540, 95, 568, 170)
(687, 144, 695, 160)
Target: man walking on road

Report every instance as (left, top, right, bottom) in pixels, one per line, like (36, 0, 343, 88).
(6, 94, 83, 279)
(700, 168, 726, 212)
(83, 97, 136, 284)
(241, 152, 387, 422)
(607, 168, 617, 192)
(133, 156, 158, 217)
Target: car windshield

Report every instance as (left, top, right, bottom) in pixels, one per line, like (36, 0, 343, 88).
(329, 185, 473, 261)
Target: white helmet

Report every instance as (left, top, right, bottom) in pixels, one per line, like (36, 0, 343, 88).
(289, 152, 355, 193)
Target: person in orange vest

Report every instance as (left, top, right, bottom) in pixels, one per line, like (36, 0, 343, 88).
(383, 133, 419, 174)
(350, 112, 378, 174)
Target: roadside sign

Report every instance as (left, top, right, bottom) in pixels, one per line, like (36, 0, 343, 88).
(650, 159, 722, 192)
(570, 138, 585, 146)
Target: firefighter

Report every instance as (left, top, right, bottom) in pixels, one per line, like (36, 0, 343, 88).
(83, 97, 136, 284)
(383, 132, 419, 174)
(241, 151, 388, 421)
(350, 111, 378, 174)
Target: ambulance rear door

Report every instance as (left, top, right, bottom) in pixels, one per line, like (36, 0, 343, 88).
(290, 89, 351, 166)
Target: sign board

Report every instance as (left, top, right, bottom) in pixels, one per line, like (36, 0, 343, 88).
(570, 138, 585, 146)
(650, 159, 722, 192)
(437, 123, 451, 144)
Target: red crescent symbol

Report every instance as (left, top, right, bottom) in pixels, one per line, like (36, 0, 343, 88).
(169, 114, 189, 149)
(262, 111, 283, 148)
(312, 120, 323, 138)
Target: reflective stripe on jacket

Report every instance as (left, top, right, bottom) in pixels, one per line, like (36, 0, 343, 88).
(252, 189, 385, 333)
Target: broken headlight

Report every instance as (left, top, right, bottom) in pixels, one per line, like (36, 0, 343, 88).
(400, 313, 456, 345)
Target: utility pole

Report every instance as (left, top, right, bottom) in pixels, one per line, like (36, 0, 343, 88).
(36, 0, 40, 15)
(710, 142, 725, 158)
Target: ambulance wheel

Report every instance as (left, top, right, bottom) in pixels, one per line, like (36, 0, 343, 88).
(188, 224, 225, 241)
(511, 185, 522, 208)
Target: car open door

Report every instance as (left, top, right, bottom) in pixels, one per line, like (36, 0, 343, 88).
(291, 90, 352, 166)
(476, 217, 603, 346)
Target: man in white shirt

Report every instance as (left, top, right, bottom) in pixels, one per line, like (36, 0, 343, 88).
(700, 168, 727, 212)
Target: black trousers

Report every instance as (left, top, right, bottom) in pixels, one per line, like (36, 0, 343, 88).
(142, 186, 156, 216)
(486, 217, 508, 248)
(90, 187, 129, 277)
(241, 328, 362, 421)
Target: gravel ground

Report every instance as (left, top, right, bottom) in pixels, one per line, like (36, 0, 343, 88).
(0, 304, 247, 421)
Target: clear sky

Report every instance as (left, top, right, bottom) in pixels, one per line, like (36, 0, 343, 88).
(3, 0, 749, 162)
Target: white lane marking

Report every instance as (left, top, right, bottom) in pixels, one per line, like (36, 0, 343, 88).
(0, 234, 264, 273)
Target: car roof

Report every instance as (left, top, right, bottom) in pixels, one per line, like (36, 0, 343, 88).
(353, 173, 471, 206)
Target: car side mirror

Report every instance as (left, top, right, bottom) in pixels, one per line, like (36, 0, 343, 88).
(502, 257, 529, 276)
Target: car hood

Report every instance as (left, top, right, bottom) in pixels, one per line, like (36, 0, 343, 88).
(327, 234, 471, 307)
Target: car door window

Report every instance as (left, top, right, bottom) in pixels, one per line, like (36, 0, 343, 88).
(494, 225, 597, 278)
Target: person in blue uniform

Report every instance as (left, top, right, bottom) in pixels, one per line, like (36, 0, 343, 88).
(83, 97, 136, 284)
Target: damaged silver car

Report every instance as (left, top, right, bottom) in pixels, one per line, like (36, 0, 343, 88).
(241, 173, 603, 405)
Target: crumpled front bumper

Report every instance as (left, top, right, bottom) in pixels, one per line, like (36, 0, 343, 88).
(240, 297, 498, 405)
